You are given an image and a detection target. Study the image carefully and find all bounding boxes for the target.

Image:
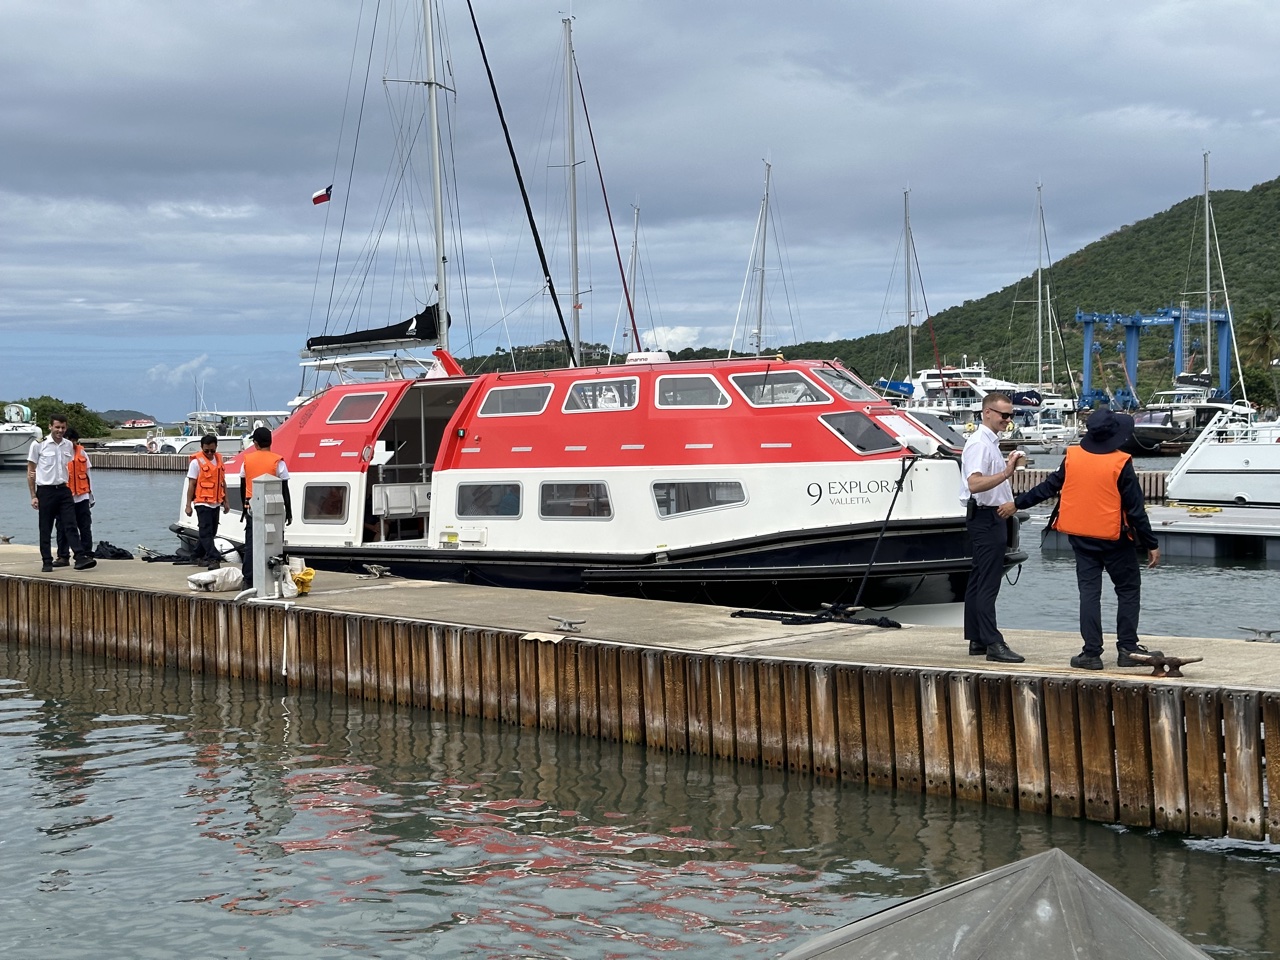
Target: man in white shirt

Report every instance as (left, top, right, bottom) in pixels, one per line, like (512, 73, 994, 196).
(959, 393, 1023, 662)
(26, 414, 96, 572)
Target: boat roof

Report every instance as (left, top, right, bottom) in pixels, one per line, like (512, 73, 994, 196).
(780, 848, 1208, 959)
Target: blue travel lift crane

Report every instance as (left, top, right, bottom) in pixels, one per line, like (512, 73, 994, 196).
(1073, 306, 1234, 410)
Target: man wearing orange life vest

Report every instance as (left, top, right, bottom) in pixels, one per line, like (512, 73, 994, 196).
(55, 427, 95, 566)
(238, 426, 292, 590)
(184, 434, 228, 569)
(1015, 408, 1162, 671)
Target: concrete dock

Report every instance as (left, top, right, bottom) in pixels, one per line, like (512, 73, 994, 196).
(2, 542, 1278, 844)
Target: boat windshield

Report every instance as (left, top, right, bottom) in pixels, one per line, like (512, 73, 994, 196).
(811, 367, 879, 402)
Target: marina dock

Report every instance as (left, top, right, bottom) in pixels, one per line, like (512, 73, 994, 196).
(2, 543, 1277, 845)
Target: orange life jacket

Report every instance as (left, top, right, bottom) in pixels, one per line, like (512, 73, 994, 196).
(68, 445, 91, 497)
(190, 452, 225, 504)
(1051, 446, 1131, 540)
(242, 449, 283, 499)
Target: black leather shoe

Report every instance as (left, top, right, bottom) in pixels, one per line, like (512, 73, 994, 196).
(1071, 653, 1104, 670)
(73, 558, 97, 571)
(1117, 644, 1163, 667)
(968, 642, 986, 656)
(41, 563, 53, 573)
(985, 642, 1025, 663)
(52, 557, 70, 568)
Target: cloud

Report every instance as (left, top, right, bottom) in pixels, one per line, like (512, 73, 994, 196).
(148, 355, 214, 389)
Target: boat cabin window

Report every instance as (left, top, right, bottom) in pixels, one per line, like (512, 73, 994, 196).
(652, 480, 746, 517)
(730, 370, 831, 406)
(457, 482, 521, 518)
(905, 412, 967, 453)
(539, 482, 613, 518)
(819, 412, 902, 454)
(811, 367, 880, 402)
(563, 377, 639, 412)
(327, 392, 387, 424)
(479, 384, 553, 417)
(654, 375, 730, 408)
(302, 483, 350, 523)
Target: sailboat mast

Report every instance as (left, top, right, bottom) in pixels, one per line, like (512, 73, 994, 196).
(627, 205, 640, 351)
(1204, 151, 1212, 382)
(752, 161, 771, 355)
(904, 190, 913, 377)
(423, 0, 449, 351)
(1036, 183, 1044, 389)
(564, 17, 582, 365)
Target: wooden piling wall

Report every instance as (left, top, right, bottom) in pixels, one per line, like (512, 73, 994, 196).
(1, 575, 1274, 842)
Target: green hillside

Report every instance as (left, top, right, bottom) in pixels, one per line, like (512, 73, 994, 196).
(460, 176, 1280, 406)
(791, 177, 1280, 406)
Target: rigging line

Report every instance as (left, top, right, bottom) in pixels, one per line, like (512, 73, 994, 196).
(328, 0, 382, 334)
(766, 192, 802, 345)
(908, 232, 945, 393)
(464, 0, 576, 365)
(434, 8, 476, 356)
(574, 60, 640, 349)
(1209, 204, 1248, 403)
(302, 0, 379, 399)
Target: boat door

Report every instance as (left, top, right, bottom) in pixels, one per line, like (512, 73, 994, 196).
(363, 379, 475, 543)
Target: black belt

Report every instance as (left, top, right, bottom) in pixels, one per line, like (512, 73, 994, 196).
(37, 483, 68, 489)
(968, 500, 997, 511)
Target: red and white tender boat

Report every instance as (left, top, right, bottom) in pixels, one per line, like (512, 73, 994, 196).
(173, 350, 1024, 621)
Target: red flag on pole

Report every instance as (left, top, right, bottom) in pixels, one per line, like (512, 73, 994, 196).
(312, 185, 332, 205)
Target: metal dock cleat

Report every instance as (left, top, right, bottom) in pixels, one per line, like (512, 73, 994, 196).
(1238, 626, 1280, 642)
(1124, 653, 1204, 678)
(548, 615, 585, 633)
(358, 564, 394, 579)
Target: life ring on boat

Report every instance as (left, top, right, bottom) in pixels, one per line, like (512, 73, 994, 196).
(146, 439, 159, 454)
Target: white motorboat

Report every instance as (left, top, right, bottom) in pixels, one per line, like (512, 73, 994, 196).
(1130, 374, 1253, 451)
(1165, 408, 1279, 506)
(154, 410, 292, 456)
(1, 403, 42, 468)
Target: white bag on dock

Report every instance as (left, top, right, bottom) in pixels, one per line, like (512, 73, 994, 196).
(187, 567, 245, 592)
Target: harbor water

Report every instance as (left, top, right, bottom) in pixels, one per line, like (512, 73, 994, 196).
(2, 642, 1280, 959)
(2, 466, 1280, 957)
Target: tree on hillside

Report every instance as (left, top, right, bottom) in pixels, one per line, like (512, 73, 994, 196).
(17, 396, 113, 439)
(1240, 307, 1280, 367)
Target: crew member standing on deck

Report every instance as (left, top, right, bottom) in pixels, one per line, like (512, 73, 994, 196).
(960, 393, 1025, 663)
(55, 427, 94, 564)
(26, 413, 95, 572)
(184, 434, 228, 569)
(1015, 408, 1162, 670)
(239, 426, 291, 590)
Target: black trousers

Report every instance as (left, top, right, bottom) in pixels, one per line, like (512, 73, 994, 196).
(241, 511, 254, 587)
(193, 506, 221, 561)
(1069, 535, 1142, 656)
(36, 486, 85, 565)
(963, 507, 1008, 647)
(55, 500, 93, 559)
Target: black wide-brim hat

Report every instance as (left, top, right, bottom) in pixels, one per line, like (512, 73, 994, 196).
(1080, 408, 1134, 454)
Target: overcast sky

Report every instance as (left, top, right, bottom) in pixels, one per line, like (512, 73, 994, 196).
(3, 0, 1279, 421)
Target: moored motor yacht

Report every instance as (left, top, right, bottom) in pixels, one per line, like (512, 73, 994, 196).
(172, 353, 1026, 621)
(1165, 408, 1280, 506)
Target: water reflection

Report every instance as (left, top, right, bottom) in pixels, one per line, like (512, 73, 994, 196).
(1, 643, 1277, 958)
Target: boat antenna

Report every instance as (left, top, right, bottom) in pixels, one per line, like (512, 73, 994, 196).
(463, 0, 576, 365)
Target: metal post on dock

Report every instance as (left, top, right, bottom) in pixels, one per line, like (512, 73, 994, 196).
(246, 476, 288, 600)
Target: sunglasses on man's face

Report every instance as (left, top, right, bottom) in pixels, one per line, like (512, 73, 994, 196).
(990, 409, 1014, 420)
